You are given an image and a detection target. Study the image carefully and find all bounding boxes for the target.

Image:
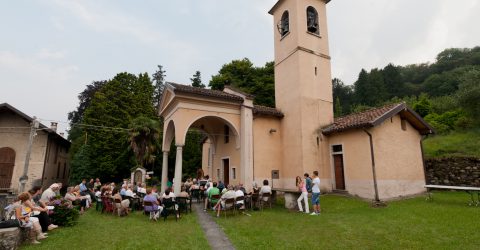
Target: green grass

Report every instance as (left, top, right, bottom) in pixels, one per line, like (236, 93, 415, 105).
(215, 192, 480, 250)
(21, 209, 209, 250)
(423, 129, 480, 158)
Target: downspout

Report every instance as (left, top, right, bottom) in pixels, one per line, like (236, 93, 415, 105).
(420, 135, 429, 190)
(363, 129, 380, 203)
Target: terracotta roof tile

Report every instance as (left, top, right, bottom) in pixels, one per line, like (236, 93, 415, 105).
(168, 82, 244, 103)
(252, 105, 284, 118)
(322, 102, 405, 135)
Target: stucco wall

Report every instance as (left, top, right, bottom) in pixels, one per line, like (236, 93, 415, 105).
(252, 117, 283, 188)
(0, 113, 46, 192)
(372, 115, 425, 199)
(326, 115, 426, 200)
(210, 132, 240, 186)
(41, 136, 69, 188)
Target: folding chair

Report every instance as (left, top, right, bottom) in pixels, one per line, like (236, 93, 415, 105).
(260, 193, 272, 210)
(162, 198, 178, 221)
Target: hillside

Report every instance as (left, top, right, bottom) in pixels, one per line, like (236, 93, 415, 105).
(423, 129, 480, 158)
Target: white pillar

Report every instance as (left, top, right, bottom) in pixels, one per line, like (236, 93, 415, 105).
(161, 151, 169, 193)
(240, 100, 254, 192)
(173, 145, 183, 195)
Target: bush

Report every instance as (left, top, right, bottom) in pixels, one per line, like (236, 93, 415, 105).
(49, 196, 80, 227)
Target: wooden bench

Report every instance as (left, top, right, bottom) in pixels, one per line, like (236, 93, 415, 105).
(424, 185, 480, 206)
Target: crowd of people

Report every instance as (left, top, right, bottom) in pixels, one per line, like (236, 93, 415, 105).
(296, 171, 321, 215)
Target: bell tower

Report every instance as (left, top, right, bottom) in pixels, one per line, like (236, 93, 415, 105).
(269, 0, 333, 188)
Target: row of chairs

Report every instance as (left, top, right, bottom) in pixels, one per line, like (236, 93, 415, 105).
(143, 197, 192, 222)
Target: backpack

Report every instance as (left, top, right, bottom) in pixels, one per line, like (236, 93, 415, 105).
(305, 177, 312, 192)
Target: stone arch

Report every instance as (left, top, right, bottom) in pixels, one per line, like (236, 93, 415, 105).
(0, 147, 16, 189)
(182, 115, 240, 150)
(306, 6, 319, 34)
(162, 119, 176, 151)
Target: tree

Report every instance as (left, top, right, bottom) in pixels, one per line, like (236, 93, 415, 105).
(334, 97, 343, 117)
(383, 63, 403, 98)
(129, 116, 161, 169)
(152, 65, 166, 108)
(412, 94, 432, 117)
(332, 78, 354, 115)
(190, 71, 205, 88)
(456, 68, 480, 124)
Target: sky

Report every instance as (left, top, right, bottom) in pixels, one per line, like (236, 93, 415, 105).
(1, 0, 479, 135)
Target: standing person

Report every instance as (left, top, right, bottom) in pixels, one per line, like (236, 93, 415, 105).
(296, 176, 309, 213)
(304, 173, 312, 193)
(310, 171, 321, 215)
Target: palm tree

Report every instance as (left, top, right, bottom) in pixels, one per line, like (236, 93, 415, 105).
(128, 116, 161, 169)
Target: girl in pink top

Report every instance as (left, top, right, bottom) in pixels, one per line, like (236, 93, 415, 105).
(296, 176, 309, 213)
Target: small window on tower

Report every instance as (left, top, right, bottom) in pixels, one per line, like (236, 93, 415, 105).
(306, 6, 319, 35)
(277, 11, 289, 37)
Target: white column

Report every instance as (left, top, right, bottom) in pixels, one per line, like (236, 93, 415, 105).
(240, 101, 254, 192)
(173, 145, 183, 195)
(161, 151, 169, 193)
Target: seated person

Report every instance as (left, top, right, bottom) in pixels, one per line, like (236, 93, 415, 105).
(214, 185, 236, 217)
(189, 179, 199, 191)
(65, 186, 88, 214)
(259, 179, 272, 201)
(27, 187, 57, 232)
(74, 185, 91, 208)
(162, 188, 179, 218)
(40, 184, 59, 203)
(204, 182, 220, 211)
(238, 183, 247, 195)
(120, 184, 127, 196)
(234, 185, 245, 209)
(112, 188, 129, 216)
(143, 188, 162, 220)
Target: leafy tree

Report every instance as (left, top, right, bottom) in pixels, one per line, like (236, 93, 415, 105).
(382, 63, 403, 98)
(129, 116, 161, 169)
(412, 94, 432, 117)
(190, 71, 205, 88)
(152, 65, 166, 108)
(354, 69, 371, 105)
(456, 68, 480, 124)
(332, 78, 354, 115)
(334, 97, 343, 117)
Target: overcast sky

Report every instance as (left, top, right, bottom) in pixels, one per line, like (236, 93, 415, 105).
(1, 0, 479, 134)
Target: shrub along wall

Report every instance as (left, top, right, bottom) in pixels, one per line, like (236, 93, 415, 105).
(425, 157, 480, 187)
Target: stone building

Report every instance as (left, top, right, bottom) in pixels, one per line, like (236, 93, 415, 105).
(158, 0, 433, 201)
(0, 103, 70, 194)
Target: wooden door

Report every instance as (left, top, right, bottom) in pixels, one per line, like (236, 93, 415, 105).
(334, 154, 345, 190)
(223, 159, 229, 185)
(0, 147, 15, 189)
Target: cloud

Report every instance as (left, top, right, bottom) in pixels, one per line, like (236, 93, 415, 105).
(36, 48, 66, 60)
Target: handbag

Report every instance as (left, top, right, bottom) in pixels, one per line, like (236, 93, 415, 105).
(0, 219, 20, 228)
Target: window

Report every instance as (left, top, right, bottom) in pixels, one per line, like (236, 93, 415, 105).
(224, 125, 230, 144)
(277, 11, 289, 37)
(332, 145, 343, 153)
(232, 167, 236, 180)
(306, 6, 319, 35)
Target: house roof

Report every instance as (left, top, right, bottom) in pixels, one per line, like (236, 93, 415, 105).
(253, 105, 284, 118)
(321, 102, 434, 135)
(167, 82, 244, 103)
(0, 103, 70, 145)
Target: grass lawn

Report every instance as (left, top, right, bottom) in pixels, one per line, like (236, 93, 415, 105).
(215, 192, 480, 250)
(423, 129, 480, 158)
(21, 209, 209, 250)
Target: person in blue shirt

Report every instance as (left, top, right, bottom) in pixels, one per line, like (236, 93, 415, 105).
(79, 179, 88, 195)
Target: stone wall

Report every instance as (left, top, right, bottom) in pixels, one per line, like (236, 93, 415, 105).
(425, 157, 480, 187)
(0, 227, 26, 250)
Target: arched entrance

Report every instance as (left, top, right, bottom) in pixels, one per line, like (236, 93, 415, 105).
(0, 147, 15, 189)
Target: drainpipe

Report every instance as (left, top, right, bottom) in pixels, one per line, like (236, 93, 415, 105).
(363, 129, 380, 203)
(420, 135, 429, 190)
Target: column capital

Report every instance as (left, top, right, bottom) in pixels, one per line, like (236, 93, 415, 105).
(175, 144, 185, 148)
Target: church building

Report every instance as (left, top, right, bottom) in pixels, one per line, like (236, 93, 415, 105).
(158, 0, 433, 201)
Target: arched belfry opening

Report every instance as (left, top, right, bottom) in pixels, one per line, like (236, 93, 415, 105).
(306, 6, 319, 34)
(277, 10, 289, 37)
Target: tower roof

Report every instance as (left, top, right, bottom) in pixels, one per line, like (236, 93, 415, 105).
(269, 0, 331, 15)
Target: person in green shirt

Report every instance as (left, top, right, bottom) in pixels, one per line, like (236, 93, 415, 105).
(204, 182, 220, 211)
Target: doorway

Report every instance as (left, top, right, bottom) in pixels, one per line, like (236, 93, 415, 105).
(333, 154, 345, 190)
(0, 147, 15, 189)
(222, 158, 229, 185)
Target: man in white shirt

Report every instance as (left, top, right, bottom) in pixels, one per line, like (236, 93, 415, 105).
(40, 184, 59, 203)
(215, 185, 236, 217)
(311, 171, 321, 215)
(234, 186, 245, 209)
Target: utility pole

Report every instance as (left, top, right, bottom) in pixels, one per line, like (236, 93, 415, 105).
(19, 116, 39, 193)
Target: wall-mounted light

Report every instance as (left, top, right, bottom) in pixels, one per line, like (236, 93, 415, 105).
(269, 129, 277, 134)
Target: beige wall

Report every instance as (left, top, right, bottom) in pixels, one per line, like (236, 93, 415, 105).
(371, 115, 425, 199)
(0, 112, 70, 192)
(41, 136, 69, 188)
(252, 117, 283, 188)
(327, 115, 426, 200)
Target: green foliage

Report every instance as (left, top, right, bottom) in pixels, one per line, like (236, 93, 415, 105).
(128, 116, 161, 168)
(49, 196, 80, 227)
(455, 68, 480, 124)
(423, 129, 480, 158)
(412, 94, 431, 117)
(69, 72, 158, 183)
(152, 65, 166, 108)
(181, 130, 204, 180)
(209, 58, 275, 107)
(190, 70, 205, 88)
(334, 97, 343, 117)
(332, 78, 354, 115)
